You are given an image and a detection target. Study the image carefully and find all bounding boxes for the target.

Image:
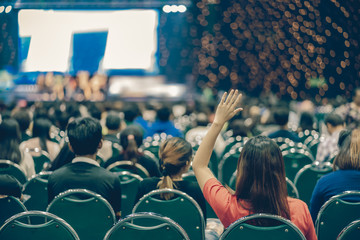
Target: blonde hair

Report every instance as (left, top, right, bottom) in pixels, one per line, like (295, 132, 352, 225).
(334, 129, 360, 170)
(157, 137, 192, 200)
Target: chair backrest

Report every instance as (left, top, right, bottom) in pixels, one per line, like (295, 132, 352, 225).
(337, 219, 360, 240)
(106, 161, 150, 178)
(218, 147, 242, 185)
(192, 142, 219, 177)
(0, 196, 27, 227)
(294, 162, 333, 205)
(219, 213, 306, 240)
(118, 171, 143, 217)
(22, 171, 52, 211)
(286, 177, 299, 199)
(315, 191, 360, 240)
(282, 149, 314, 181)
(132, 188, 205, 240)
(0, 211, 79, 240)
(0, 160, 27, 184)
(25, 148, 51, 174)
(47, 189, 116, 240)
(104, 212, 189, 240)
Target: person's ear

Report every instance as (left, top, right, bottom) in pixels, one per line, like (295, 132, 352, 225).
(68, 142, 74, 153)
(97, 139, 103, 150)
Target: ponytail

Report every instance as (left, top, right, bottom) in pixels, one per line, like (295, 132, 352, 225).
(124, 134, 138, 166)
(157, 165, 175, 200)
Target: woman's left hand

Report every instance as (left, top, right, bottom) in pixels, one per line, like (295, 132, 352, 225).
(213, 89, 243, 126)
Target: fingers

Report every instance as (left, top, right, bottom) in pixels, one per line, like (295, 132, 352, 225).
(220, 92, 227, 105)
(231, 92, 242, 110)
(225, 89, 235, 105)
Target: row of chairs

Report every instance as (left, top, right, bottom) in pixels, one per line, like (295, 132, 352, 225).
(1, 189, 360, 240)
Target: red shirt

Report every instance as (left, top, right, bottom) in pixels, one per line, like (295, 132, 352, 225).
(203, 178, 317, 240)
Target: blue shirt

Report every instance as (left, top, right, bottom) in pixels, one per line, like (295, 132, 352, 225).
(268, 129, 301, 142)
(146, 121, 183, 138)
(310, 170, 360, 222)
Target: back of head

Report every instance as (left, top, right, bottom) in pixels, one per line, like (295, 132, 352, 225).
(67, 117, 102, 156)
(299, 112, 314, 131)
(120, 126, 143, 164)
(235, 136, 290, 219)
(229, 119, 248, 137)
(334, 129, 360, 170)
(0, 118, 21, 164)
(106, 112, 121, 131)
(33, 118, 52, 152)
(157, 106, 171, 122)
(324, 113, 344, 127)
(273, 108, 289, 126)
(123, 104, 140, 123)
(12, 109, 31, 132)
(157, 137, 193, 199)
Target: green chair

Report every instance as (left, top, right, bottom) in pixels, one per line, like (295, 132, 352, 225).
(229, 172, 299, 199)
(106, 161, 150, 178)
(0, 160, 27, 184)
(0, 196, 27, 227)
(142, 134, 170, 160)
(315, 191, 360, 240)
(218, 147, 242, 185)
(25, 148, 51, 174)
(118, 171, 143, 217)
(132, 189, 205, 240)
(337, 219, 360, 240)
(282, 149, 314, 182)
(294, 162, 333, 206)
(104, 212, 190, 240)
(219, 213, 306, 240)
(192, 143, 218, 177)
(47, 189, 116, 240)
(0, 211, 79, 240)
(222, 136, 248, 157)
(22, 171, 52, 211)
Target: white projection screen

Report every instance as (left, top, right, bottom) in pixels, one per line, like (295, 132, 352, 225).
(18, 9, 159, 74)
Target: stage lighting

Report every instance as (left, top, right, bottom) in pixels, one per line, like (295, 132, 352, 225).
(0, 6, 4, 14)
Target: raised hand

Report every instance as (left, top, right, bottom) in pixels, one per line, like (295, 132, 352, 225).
(213, 89, 243, 125)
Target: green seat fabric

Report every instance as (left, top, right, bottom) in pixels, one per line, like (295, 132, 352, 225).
(0, 196, 27, 227)
(218, 147, 242, 185)
(132, 188, 205, 240)
(0, 160, 27, 184)
(219, 213, 306, 240)
(106, 160, 150, 178)
(294, 162, 332, 206)
(118, 171, 143, 217)
(47, 189, 116, 240)
(315, 191, 360, 240)
(337, 219, 360, 240)
(104, 212, 189, 240)
(23, 171, 52, 211)
(0, 211, 79, 240)
(282, 149, 314, 182)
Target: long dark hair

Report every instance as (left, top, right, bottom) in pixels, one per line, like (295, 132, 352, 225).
(32, 118, 52, 152)
(235, 136, 290, 220)
(120, 126, 143, 165)
(157, 137, 193, 200)
(0, 118, 22, 164)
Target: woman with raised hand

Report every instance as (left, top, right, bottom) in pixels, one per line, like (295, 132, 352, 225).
(192, 89, 316, 240)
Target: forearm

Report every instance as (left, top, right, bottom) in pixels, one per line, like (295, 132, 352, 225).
(192, 122, 223, 170)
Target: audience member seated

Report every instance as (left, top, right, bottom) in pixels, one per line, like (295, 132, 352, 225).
(315, 113, 345, 162)
(0, 174, 22, 199)
(47, 117, 122, 218)
(20, 118, 60, 161)
(12, 109, 31, 142)
(103, 125, 161, 177)
(146, 105, 183, 138)
(123, 103, 149, 135)
(298, 112, 316, 132)
(335, 87, 360, 129)
(268, 107, 301, 142)
(310, 128, 360, 222)
(192, 90, 316, 240)
(135, 137, 206, 219)
(98, 111, 122, 162)
(0, 118, 35, 178)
